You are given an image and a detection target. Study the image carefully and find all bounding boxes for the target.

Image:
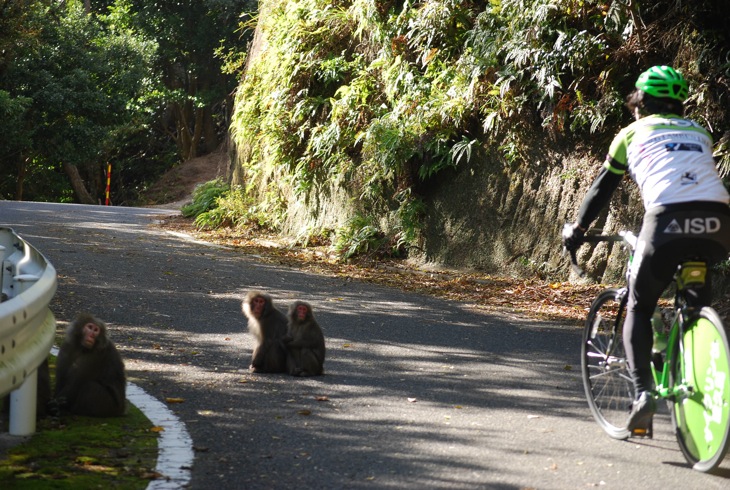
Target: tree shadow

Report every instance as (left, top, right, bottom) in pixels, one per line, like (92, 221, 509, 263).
(4, 201, 729, 488)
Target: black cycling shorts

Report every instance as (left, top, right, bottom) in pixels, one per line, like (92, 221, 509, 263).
(629, 200, 730, 309)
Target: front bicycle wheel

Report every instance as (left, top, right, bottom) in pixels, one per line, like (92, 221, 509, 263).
(671, 307, 730, 472)
(581, 288, 633, 440)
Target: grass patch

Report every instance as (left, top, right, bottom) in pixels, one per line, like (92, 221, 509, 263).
(0, 356, 159, 488)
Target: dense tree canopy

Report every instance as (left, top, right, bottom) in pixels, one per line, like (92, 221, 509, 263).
(0, 0, 254, 203)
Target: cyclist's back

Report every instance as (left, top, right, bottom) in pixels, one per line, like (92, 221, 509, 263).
(612, 114, 729, 209)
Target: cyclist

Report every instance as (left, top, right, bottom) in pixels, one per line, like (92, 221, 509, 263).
(562, 65, 730, 434)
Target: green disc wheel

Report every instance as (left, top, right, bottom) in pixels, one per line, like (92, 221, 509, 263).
(581, 288, 633, 440)
(671, 307, 730, 472)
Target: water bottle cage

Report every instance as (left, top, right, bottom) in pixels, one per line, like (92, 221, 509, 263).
(675, 261, 706, 291)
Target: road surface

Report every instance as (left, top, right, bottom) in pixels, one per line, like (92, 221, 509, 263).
(1, 200, 728, 489)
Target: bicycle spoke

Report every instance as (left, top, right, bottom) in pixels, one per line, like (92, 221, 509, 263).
(581, 288, 631, 440)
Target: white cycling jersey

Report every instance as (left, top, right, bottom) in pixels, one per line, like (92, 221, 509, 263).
(604, 114, 729, 209)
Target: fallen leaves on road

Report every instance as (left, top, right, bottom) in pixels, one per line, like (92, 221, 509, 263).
(154, 215, 730, 324)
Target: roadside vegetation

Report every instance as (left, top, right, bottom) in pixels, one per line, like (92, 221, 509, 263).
(3, 1, 729, 265)
(226, 0, 730, 257)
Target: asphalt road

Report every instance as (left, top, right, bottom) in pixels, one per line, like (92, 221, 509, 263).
(1, 200, 728, 489)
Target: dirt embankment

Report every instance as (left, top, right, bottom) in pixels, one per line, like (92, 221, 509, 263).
(141, 151, 228, 208)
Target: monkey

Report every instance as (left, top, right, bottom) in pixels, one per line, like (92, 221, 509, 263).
(242, 291, 288, 373)
(54, 313, 127, 417)
(283, 300, 325, 377)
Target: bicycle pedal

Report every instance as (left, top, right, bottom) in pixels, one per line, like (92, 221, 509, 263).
(630, 420, 653, 439)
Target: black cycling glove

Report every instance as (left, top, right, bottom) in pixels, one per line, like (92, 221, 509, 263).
(562, 223, 585, 252)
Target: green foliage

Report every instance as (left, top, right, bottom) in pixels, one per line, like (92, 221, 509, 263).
(0, 1, 163, 202)
(117, 0, 255, 160)
(0, 0, 253, 203)
(182, 179, 283, 231)
(393, 188, 426, 252)
(181, 179, 230, 218)
(201, 186, 280, 230)
(333, 213, 386, 260)
(332, 193, 423, 259)
(229, 0, 730, 258)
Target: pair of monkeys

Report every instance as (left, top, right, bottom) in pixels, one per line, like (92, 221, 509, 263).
(242, 291, 326, 376)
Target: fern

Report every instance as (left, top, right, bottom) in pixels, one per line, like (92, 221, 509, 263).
(181, 179, 229, 218)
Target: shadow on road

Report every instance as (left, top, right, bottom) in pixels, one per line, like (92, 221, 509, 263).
(3, 201, 727, 489)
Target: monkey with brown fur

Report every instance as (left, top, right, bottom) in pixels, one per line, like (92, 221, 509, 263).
(284, 300, 325, 376)
(242, 291, 288, 373)
(54, 313, 127, 417)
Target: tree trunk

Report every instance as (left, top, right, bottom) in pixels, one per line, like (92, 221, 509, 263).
(189, 106, 204, 160)
(15, 157, 26, 201)
(203, 106, 219, 153)
(175, 102, 193, 161)
(62, 162, 96, 204)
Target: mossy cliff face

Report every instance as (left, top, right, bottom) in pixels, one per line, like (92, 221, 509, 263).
(229, 0, 715, 281)
(235, 125, 643, 282)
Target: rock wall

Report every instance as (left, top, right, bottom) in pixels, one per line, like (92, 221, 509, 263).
(414, 146, 643, 280)
(261, 140, 645, 281)
(232, 1, 649, 282)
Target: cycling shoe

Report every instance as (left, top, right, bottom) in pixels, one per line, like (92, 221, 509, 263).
(627, 391, 656, 437)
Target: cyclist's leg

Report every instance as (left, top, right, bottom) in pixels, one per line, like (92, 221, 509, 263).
(624, 223, 669, 395)
(627, 203, 730, 434)
(623, 213, 675, 431)
(624, 266, 666, 431)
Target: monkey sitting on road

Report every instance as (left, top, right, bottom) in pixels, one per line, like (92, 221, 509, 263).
(284, 300, 325, 376)
(242, 291, 288, 373)
(54, 313, 127, 417)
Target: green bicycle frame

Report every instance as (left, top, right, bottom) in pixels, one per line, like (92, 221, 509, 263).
(652, 309, 687, 400)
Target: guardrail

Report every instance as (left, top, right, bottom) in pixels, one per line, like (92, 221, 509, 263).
(0, 226, 57, 436)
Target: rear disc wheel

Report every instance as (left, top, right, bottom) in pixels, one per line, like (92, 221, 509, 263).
(671, 307, 730, 472)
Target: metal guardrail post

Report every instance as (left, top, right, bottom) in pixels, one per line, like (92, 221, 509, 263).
(0, 227, 57, 436)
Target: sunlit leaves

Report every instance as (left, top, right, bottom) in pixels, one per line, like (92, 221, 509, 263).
(228, 0, 730, 260)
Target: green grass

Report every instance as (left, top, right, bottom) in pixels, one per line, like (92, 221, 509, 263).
(0, 356, 158, 488)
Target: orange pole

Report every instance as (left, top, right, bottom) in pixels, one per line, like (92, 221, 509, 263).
(105, 163, 112, 206)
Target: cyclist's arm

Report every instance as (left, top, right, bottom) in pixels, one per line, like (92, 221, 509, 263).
(575, 162, 624, 230)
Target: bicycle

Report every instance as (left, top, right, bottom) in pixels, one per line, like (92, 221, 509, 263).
(567, 229, 730, 472)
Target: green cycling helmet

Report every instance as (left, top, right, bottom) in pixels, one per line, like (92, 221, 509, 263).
(635, 65, 688, 101)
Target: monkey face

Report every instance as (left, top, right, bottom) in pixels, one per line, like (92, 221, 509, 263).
(296, 304, 308, 321)
(251, 296, 267, 318)
(81, 322, 101, 349)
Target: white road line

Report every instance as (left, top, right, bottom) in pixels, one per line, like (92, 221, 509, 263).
(127, 383, 194, 489)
